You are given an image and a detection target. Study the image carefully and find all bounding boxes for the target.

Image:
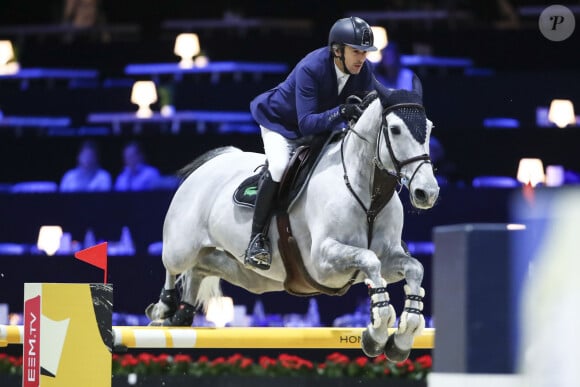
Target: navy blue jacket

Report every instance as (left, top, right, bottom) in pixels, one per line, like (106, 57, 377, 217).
(250, 47, 387, 139)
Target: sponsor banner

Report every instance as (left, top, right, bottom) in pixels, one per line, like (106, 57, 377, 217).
(23, 293, 41, 387)
(23, 283, 112, 387)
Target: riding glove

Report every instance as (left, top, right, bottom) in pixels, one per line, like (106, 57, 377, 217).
(339, 90, 379, 121)
(339, 103, 364, 121)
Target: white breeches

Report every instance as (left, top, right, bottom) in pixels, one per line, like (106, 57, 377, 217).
(260, 126, 293, 182)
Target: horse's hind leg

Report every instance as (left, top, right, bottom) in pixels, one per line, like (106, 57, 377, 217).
(145, 270, 179, 322)
(382, 253, 426, 362)
(146, 246, 213, 326)
(148, 266, 205, 327)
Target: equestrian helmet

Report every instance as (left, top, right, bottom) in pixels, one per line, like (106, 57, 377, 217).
(328, 16, 377, 52)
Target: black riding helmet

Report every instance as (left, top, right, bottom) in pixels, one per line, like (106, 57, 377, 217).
(328, 17, 376, 75)
(328, 16, 377, 52)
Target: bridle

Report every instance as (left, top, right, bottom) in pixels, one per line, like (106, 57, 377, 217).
(339, 101, 433, 248)
(373, 103, 432, 192)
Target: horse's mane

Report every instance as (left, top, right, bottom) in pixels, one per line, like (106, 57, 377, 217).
(177, 146, 240, 182)
(352, 97, 383, 135)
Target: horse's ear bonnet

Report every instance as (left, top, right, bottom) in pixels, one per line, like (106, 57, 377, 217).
(382, 90, 427, 145)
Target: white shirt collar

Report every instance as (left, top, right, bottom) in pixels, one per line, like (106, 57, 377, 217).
(334, 63, 350, 94)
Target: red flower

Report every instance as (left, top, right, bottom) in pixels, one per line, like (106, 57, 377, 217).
(258, 356, 276, 369)
(197, 355, 209, 363)
(277, 354, 313, 370)
(173, 354, 192, 364)
(120, 354, 138, 368)
(279, 354, 300, 369)
(138, 353, 154, 365)
(211, 357, 226, 366)
(396, 359, 414, 372)
(301, 359, 314, 369)
(355, 356, 368, 367)
(373, 354, 387, 364)
(227, 353, 244, 364)
(240, 358, 253, 368)
(155, 354, 170, 365)
(326, 352, 349, 364)
(416, 355, 432, 369)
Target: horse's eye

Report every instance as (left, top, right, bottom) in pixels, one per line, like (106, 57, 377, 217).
(390, 125, 401, 135)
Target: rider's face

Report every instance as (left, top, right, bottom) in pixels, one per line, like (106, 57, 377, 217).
(334, 45, 368, 74)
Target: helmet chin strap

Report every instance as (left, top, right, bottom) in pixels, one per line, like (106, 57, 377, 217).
(334, 46, 352, 75)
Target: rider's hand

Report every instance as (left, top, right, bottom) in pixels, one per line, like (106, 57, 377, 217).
(339, 103, 364, 121)
(340, 91, 379, 121)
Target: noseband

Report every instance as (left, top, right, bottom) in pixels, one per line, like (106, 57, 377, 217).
(374, 103, 432, 191)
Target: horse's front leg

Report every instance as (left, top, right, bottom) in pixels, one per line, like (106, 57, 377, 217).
(318, 238, 395, 357)
(382, 252, 426, 362)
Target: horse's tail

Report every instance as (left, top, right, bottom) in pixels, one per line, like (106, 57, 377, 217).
(196, 276, 222, 312)
(177, 146, 242, 182)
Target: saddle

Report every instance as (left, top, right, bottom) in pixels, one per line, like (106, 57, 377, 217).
(234, 133, 334, 211)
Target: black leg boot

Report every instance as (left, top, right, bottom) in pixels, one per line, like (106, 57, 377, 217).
(245, 171, 279, 270)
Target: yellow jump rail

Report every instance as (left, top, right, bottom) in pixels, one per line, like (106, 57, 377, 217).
(1, 325, 434, 349)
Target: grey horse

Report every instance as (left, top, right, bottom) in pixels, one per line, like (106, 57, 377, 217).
(146, 84, 439, 361)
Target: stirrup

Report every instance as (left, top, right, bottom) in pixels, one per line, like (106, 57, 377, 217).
(244, 234, 271, 270)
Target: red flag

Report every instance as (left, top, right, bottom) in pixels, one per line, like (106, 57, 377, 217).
(74, 242, 108, 283)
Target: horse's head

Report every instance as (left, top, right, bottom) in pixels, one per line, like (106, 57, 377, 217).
(375, 78, 439, 209)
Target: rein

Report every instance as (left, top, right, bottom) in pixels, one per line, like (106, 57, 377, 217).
(340, 132, 398, 250)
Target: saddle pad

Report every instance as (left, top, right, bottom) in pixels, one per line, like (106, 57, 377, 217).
(233, 172, 262, 208)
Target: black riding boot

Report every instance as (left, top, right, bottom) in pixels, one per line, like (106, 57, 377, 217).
(245, 171, 279, 270)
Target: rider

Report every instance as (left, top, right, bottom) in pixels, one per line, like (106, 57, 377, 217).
(245, 16, 392, 270)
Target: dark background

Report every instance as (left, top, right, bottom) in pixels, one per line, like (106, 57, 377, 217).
(0, 1, 578, 327)
(1, 1, 579, 184)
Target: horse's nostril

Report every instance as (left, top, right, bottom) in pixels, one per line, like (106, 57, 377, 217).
(414, 189, 427, 202)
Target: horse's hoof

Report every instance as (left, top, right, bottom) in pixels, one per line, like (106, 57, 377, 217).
(384, 334, 411, 363)
(144, 303, 157, 320)
(148, 319, 166, 327)
(160, 288, 179, 312)
(145, 302, 175, 321)
(145, 289, 180, 321)
(361, 329, 385, 357)
(166, 302, 196, 326)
